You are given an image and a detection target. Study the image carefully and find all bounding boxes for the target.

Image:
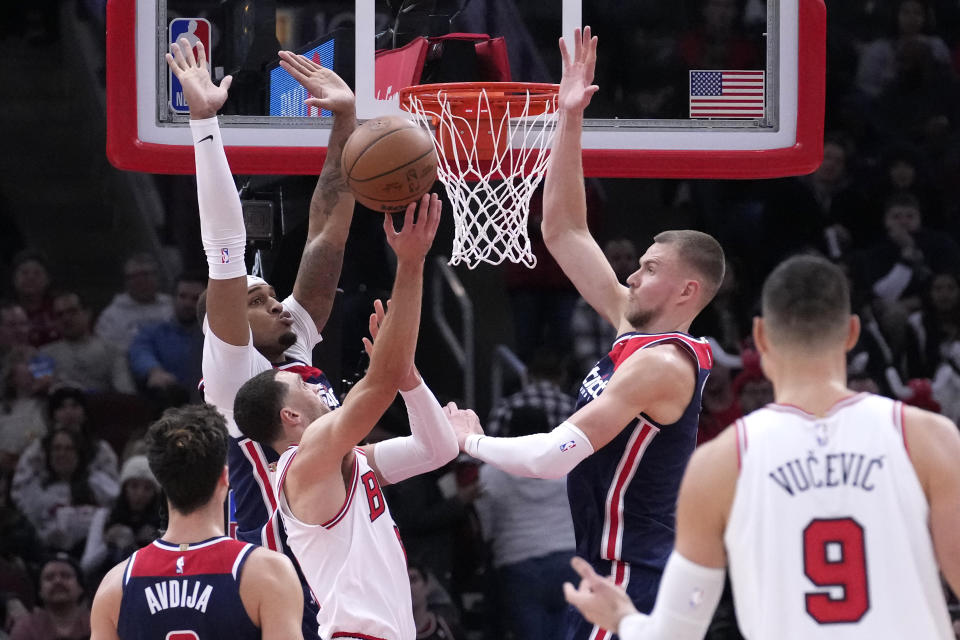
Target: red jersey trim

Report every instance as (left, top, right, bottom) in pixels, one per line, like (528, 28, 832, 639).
(331, 633, 389, 640)
(767, 392, 868, 420)
(894, 401, 910, 458)
(322, 454, 360, 529)
(133, 538, 249, 578)
(602, 420, 658, 560)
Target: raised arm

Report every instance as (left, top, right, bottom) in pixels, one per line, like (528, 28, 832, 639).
(165, 39, 248, 347)
(280, 52, 358, 332)
(295, 194, 441, 471)
(542, 27, 627, 328)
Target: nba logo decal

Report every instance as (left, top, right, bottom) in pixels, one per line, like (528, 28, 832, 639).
(176, 556, 185, 574)
(169, 18, 211, 113)
(560, 441, 576, 452)
(220, 248, 229, 263)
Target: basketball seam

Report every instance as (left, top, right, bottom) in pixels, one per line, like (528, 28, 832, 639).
(345, 126, 427, 177)
(347, 148, 436, 184)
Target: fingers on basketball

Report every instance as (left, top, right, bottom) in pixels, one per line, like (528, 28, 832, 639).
(342, 116, 438, 213)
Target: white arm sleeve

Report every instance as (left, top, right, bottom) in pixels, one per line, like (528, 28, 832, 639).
(372, 380, 459, 485)
(617, 552, 726, 640)
(190, 116, 247, 280)
(464, 421, 594, 479)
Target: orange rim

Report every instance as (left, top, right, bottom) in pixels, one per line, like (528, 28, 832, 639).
(399, 82, 559, 112)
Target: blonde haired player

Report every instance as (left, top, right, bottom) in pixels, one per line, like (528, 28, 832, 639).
(564, 255, 960, 639)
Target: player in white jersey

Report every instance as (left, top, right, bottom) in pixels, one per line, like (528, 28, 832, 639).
(233, 197, 466, 640)
(564, 255, 960, 640)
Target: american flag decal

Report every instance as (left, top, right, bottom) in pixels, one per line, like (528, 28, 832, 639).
(689, 70, 765, 119)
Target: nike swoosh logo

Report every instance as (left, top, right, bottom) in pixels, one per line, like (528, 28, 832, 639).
(196, 135, 213, 144)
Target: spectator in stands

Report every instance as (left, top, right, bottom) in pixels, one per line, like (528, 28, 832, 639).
(0, 468, 42, 610)
(904, 271, 960, 377)
(1, 594, 29, 640)
(80, 455, 161, 583)
(0, 303, 30, 360)
(383, 457, 481, 595)
(0, 348, 48, 470)
(11, 386, 119, 519)
(128, 272, 205, 408)
(856, 0, 952, 98)
(762, 134, 872, 265)
(408, 561, 465, 640)
(696, 364, 741, 446)
(474, 405, 576, 640)
(40, 292, 134, 394)
(10, 250, 58, 348)
(94, 253, 173, 352)
(570, 238, 637, 375)
(9, 555, 89, 640)
(486, 347, 574, 438)
(14, 427, 117, 555)
(732, 360, 774, 415)
(852, 194, 960, 352)
(932, 340, 960, 424)
(690, 257, 753, 356)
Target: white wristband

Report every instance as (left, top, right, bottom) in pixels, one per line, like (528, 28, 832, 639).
(616, 552, 725, 640)
(464, 420, 594, 479)
(190, 116, 247, 280)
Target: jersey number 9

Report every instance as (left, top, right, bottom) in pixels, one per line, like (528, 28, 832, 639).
(802, 517, 869, 624)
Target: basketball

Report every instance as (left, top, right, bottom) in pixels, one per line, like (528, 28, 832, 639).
(341, 116, 438, 213)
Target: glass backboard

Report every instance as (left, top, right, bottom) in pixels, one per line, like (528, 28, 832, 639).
(106, 0, 825, 177)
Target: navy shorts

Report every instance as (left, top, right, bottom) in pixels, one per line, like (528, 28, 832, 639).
(564, 559, 662, 640)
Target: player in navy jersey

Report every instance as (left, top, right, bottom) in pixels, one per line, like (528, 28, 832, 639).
(564, 257, 960, 640)
(90, 404, 303, 640)
(453, 28, 726, 640)
(165, 40, 355, 638)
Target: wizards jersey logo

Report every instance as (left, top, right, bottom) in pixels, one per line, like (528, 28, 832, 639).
(579, 365, 611, 402)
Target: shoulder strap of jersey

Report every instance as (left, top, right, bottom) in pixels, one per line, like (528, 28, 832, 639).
(122, 549, 139, 586)
(892, 399, 909, 457)
(734, 418, 748, 471)
(231, 542, 256, 582)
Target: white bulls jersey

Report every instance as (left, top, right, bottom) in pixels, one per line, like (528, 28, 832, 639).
(724, 393, 952, 639)
(274, 447, 415, 640)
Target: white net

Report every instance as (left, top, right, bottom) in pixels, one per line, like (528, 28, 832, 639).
(403, 85, 559, 269)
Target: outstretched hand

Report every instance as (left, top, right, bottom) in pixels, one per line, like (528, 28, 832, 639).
(384, 194, 442, 264)
(362, 299, 421, 389)
(558, 26, 599, 113)
(165, 38, 232, 119)
(443, 402, 484, 451)
(278, 51, 356, 115)
(563, 557, 640, 633)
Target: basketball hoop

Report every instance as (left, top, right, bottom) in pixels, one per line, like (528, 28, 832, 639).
(399, 82, 559, 269)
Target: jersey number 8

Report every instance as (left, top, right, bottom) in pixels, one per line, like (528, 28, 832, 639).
(802, 517, 869, 624)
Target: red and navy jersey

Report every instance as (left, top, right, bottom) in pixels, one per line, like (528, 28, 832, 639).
(227, 361, 338, 640)
(117, 536, 259, 640)
(228, 361, 338, 551)
(568, 332, 712, 572)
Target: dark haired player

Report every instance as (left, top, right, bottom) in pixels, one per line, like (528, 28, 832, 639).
(453, 28, 726, 640)
(90, 404, 304, 640)
(233, 196, 460, 640)
(165, 39, 355, 638)
(565, 256, 960, 639)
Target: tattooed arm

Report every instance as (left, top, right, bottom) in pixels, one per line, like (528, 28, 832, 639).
(281, 51, 358, 333)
